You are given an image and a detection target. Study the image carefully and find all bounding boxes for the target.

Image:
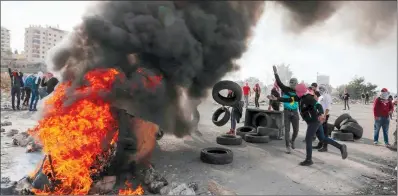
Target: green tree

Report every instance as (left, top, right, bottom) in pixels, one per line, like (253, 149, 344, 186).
(336, 77, 378, 99)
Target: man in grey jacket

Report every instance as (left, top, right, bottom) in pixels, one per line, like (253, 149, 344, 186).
(8, 68, 23, 110)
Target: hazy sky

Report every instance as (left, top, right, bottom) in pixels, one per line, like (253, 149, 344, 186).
(1, 1, 397, 92)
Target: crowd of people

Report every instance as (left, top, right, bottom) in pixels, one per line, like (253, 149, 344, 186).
(7, 67, 59, 111)
(226, 65, 396, 166)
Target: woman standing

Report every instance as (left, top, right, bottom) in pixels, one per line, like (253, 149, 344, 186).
(253, 83, 261, 108)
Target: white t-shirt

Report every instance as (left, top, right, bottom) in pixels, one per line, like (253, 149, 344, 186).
(319, 94, 332, 111)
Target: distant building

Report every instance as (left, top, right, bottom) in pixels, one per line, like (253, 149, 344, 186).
(24, 25, 69, 63)
(1, 27, 11, 53)
(317, 74, 330, 86)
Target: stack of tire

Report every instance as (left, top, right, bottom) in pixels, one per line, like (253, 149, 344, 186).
(332, 113, 363, 141)
(233, 126, 273, 144)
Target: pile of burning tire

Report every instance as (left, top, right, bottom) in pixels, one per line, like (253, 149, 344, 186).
(331, 113, 364, 141)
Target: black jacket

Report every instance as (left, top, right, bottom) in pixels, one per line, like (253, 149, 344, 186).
(274, 73, 300, 103)
(299, 94, 324, 123)
(41, 77, 59, 94)
(8, 68, 23, 88)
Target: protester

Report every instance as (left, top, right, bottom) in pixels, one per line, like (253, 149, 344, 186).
(343, 89, 350, 110)
(361, 93, 366, 104)
(294, 82, 348, 166)
(40, 72, 59, 97)
(8, 68, 23, 110)
(242, 83, 251, 108)
(269, 65, 300, 153)
(25, 72, 43, 111)
(365, 92, 370, 105)
(373, 88, 394, 146)
(20, 73, 27, 101)
(268, 82, 281, 111)
(313, 85, 333, 152)
(226, 90, 244, 135)
(253, 83, 261, 108)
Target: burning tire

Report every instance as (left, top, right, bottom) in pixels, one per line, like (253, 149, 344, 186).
(332, 132, 354, 141)
(244, 133, 270, 143)
(340, 122, 363, 140)
(334, 113, 352, 130)
(212, 107, 230, 127)
(216, 134, 242, 145)
(257, 126, 278, 136)
(236, 126, 256, 137)
(252, 113, 272, 128)
(212, 81, 242, 107)
(200, 147, 233, 165)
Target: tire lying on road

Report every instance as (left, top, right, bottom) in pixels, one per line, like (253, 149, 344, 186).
(236, 126, 256, 137)
(212, 80, 242, 106)
(340, 122, 363, 140)
(340, 118, 358, 128)
(212, 107, 230, 127)
(334, 113, 352, 130)
(244, 133, 270, 143)
(332, 132, 354, 141)
(252, 112, 272, 128)
(200, 147, 233, 165)
(216, 134, 243, 145)
(257, 126, 278, 137)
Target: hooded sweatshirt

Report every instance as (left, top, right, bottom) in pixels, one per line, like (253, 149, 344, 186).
(373, 96, 393, 118)
(8, 68, 23, 88)
(274, 74, 299, 110)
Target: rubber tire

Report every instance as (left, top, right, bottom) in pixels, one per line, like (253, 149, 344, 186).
(334, 113, 352, 130)
(156, 130, 164, 140)
(216, 134, 243, 145)
(340, 122, 363, 140)
(200, 147, 233, 165)
(212, 107, 230, 127)
(257, 126, 278, 136)
(236, 126, 256, 137)
(244, 133, 270, 143)
(212, 80, 242, 107)
(252, 112, 272, 128)
(332, 132, 354, 141)
(340, 118, 358, 128)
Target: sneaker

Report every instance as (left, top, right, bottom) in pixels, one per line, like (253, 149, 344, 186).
(318, 147, 328, 152)
(290, 140, 295, 149)
(286, 146, 292, 154)
(374, 141, 379, 145)
(226, 129, 235, 135)
(340, 144, 348, 159)
(299, 159, 313, 166)
(313, 143, 322, 149)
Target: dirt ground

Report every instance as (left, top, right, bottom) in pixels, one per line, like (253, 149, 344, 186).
(1, 96, 397, 195)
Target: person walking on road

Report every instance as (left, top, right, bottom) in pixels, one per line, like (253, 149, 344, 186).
(253, 83, 261, 108)
(365, 92, 370, 105)
(373, 88, 394, 147)
(8, 68, 23, 110)
(343, 89, 350, 110)
(294, 83, 348, 166)
(313, 85, 333, 152)
(242, 83, 251, 108)
(268, 65, 300, 153)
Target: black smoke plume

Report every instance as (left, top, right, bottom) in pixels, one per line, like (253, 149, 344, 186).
(48, 1, 265, 137)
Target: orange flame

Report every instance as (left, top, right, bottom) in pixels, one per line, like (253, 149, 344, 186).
(118, 181, 144, 195)
(28, 68, 120, 195)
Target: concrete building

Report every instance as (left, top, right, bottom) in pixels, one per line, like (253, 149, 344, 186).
(317, 74, 330, 86)
(1, 27, 11, 53)
(24, 25, 68, 63)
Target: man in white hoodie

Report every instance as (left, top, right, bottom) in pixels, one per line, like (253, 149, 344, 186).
(313, 85, 333, 152)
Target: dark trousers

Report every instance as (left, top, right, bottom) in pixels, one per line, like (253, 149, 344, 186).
(21, 87, 25, 100)
(271, 103, 280, 111)
(11, 86, 21, 109)
(284, 110, 300, 147)
(254, 95, 260, 108)
(318, 115, 330, 147)
(305, 121, 342, 160)
(30, 89, 39, 110)
(344, 99, 350, 109)
(23, 87, 31, 106)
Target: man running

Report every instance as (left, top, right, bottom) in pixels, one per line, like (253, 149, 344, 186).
(269, 65, 300, 153)
(295, 83, 348, 166)
(313, 85, 333, 152)
(242, 83, 251, 108)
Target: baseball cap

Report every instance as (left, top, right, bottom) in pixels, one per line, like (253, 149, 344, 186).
(381, 88, 388, 92)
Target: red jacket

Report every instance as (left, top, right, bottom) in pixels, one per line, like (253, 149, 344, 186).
(373, 97, 393, 117)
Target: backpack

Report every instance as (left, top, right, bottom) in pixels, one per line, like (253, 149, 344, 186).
(25, 75, 37, 89)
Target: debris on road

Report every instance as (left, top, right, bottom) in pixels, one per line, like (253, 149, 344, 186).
(12, 132, 33, 147)
(26, 141, 43, 153)
(1, 121, 12, 127)
(207, 180, 236, 195)
(5, 129, 19, 137)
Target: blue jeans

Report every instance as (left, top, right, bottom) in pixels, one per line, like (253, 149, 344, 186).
(305, 121, 342, 160)
(230, 111, 237, 130)
(30, 89, 39, 110)
(374, 117, 390, 144)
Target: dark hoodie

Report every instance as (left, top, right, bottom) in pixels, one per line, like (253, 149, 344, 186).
(41, 77, 59, 94)
(299, 94, 324, 123)
(8, 68, 23, 88)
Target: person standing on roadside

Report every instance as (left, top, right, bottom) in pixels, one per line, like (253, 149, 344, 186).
(343, 89, 350, 110)
(361, 93, 366, 104)
(269, 65, 300, 153)
(242, 83, 251, 108)
(8, 68, 23, 110)
(365, 92, 370, 105)
(253, 83, 261, 108)
(373, 88, 394, 146)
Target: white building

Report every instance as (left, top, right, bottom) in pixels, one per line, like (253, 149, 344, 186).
(1, 27, 11, 53)
(24, 25, 68, 63)
(317, 74, 330, 86)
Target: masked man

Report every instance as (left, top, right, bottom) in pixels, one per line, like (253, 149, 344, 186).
(313, 85, 333, 152)
(373, 88, 394, 147)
